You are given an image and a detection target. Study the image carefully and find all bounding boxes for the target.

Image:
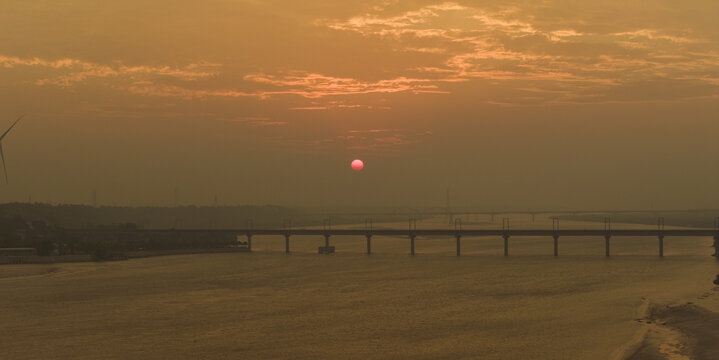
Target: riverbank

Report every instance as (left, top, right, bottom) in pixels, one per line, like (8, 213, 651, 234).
(622, 286, 719, 360)
(0, 247, 249, 265)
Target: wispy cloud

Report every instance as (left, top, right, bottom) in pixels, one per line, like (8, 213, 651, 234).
(318, 2, 718, 105)
(244, 72, 463, 99)
(349, 129, 396, 133)
(339, 128, 432, 152)
(325, 2, 466, 34)
(289, 100, 389, 110)
(268, 128, 433, 154)
(235, 116, 288, 126)
(612, 29, 700, 44)
(1, 2, 717, 109)
(125, 82, 256, 100)
(0, 55, 219, 87)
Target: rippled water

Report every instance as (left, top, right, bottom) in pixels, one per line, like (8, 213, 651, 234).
(1, 218, 716, 359)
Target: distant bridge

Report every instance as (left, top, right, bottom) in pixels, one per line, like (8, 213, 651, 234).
(305, 208, 719, 223)
(71, 226, 719, 258)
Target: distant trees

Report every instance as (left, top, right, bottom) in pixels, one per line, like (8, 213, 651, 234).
(0, 213, 239, 258)
(73, 231, 237, 253)
(0, 202, 301, 258)
(0, 215, 56, 255)
(0, 202, 418, 259)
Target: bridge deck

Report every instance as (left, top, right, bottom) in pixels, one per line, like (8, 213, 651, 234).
(66, 228, 719, 257)
(70, 228, 718, 237)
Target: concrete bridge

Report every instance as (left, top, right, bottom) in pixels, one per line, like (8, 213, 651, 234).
(72, 226, 719, 258)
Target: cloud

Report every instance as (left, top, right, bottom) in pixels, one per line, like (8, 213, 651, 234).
(236, 116, 288, 126)
(0, 54, 458, 104)
(125, 82, 256, 100)
(348, 129, 395, 133)
(1, 2, 716, 109)
(612, 29, 700, 44)
(325, 2, 466, 33)
(317, 2, 718, 105)
(400, 47, 447, 54)
(244, 72, 463, 99)
(287, 100, 391, 111)
(289, 106, 329, 110)
(341, 130, 426, 151)
(469, 13, 537, 36)
(320, 2, 471, 40)
(0, 55, 219, 87)
(264, 127, 433, 154)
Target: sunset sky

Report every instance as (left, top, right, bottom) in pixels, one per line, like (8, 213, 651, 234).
(1, 0, 717, 209)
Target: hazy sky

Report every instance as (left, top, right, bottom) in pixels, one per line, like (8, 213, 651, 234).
(0, 0, 717, 209)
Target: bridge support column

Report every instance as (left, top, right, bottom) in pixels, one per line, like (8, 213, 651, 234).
(410, 235, 416, 256)
(247, 234, 252, 252)
(491, 214, 495, 223)
(532, 213, 536, 222)
(659, 236, 664, 257)
(285, 234, 290, 254)
(503, 235, 509, 257)
(553, 235, 559, 256)
(317, 234, 334, 254)
(605, 236, 610, 257)
(366, 235, 372, 255)
(456, 236, 461, 256)
(713, 236, 718, 259)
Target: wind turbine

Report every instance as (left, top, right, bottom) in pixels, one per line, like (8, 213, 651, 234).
(0, 115, 25, 184)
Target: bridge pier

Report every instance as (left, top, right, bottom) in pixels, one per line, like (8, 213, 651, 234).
(659, 236, 664, 257)
(657, 217, 664, 257)
(553, 235, 559, 256)
(247, 234, 252, 252)
(318, 234, 335, 254)
(456, 235, 461, 256)
(491, 214, 495, 223)
(714, 236, 718, 259)
(366, 235, 372, 255)
(285, 234, 290, 254)
(503, 235, 509, 256)
(605, 236, 611, 257)
(532, 213, 536, 222)
(410, 235, 416, 256)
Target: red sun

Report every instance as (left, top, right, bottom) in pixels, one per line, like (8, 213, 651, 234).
(351, 159, 364, 171)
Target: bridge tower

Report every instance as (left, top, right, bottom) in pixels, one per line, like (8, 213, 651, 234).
(446, 188, 454, 225)
(454, 218, 462, 256)
(283, 219, 292, 254)
(604, 217, 611, 257)
(409, 218, 417, 255)
(657, 217, 665, 257)
(552, 217, 559, 256)
(365, 219, 373, 255)
(502, 218, 510, 256)
(714, 217, 718, 259)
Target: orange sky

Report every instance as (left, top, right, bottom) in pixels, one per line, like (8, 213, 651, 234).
(0, 1, 718, 209)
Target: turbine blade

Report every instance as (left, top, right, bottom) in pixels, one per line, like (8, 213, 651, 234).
(0, 142, 7, 184)
(0, 114, 25, 141)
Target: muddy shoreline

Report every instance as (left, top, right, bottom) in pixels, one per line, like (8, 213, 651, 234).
(625, 287, 719, 360)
